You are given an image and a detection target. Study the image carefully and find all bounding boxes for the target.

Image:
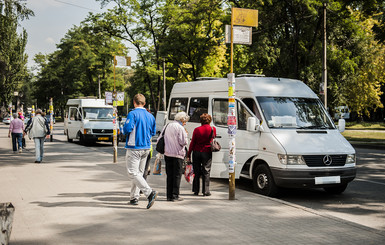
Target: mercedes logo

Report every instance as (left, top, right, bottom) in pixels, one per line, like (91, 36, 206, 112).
(323, 155, 332, 166)
(101, 129, 105, 133)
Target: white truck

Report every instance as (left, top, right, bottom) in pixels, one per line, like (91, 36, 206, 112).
(64, 98, 116, 145)
(167, 75, 356, 196)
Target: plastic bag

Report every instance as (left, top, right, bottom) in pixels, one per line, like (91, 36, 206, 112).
(152, 153, 162, 175)
(184, 164, 194, 184)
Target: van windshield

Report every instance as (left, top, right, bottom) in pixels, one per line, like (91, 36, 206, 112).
(257, 97, 335, 129)
(83, 108, 113, 120)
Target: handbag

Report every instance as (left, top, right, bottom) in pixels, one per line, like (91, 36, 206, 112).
(156, 123, 169, 154)
(210, 127, 221, 152)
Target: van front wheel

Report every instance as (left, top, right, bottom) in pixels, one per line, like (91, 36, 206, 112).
(252, 164, 278, 197)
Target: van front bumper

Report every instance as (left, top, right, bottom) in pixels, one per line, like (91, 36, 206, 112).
(271, 167, 356, 188)
(84, 134, 113, 142)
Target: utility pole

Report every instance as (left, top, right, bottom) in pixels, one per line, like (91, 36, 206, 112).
(323, 3, 327, 109)
(98, 75, 101, 99)
(163, 58, 166, 111)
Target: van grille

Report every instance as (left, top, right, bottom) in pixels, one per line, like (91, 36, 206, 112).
(303, 155, 346, 167)
(93, 129, 113, 134)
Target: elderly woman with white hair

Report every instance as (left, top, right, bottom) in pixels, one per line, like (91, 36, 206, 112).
(159, 111, 189, 201)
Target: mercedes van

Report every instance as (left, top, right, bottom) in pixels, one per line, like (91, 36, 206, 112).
(167, 75, 356, 196)
(64, 98, 116, 145)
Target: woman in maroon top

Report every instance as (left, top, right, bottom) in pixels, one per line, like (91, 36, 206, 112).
(187, 113, 216, 196)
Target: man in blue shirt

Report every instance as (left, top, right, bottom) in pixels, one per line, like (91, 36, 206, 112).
(124, 94, 158, 209)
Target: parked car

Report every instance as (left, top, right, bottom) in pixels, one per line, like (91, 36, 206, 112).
(2, 116, 11, 124)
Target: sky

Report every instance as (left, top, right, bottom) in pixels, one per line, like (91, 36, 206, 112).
(20, 0, 128, 69)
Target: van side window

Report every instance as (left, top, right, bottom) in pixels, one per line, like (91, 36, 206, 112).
(212, 99, 228, 127)
(242, 98, 262, 121)
(69, 108, 78, 121)
(237, 101, 253, 130)
(169, 98, 188, 120)
(188, 97, 208, 123)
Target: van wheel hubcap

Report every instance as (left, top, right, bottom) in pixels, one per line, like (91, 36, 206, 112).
(257, 174, 268, 189)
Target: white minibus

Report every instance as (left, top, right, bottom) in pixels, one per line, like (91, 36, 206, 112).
(167, 75, 356, 196)
(64, 98, 116, 145)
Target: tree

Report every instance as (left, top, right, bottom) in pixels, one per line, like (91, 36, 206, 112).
(0, 0, 33, 109)
(33, 24, 127, 115)
(160, 0, 228, 81)
(229, 0, 384, 119)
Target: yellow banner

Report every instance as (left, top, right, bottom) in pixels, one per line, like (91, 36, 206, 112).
(232, 8, 258, 28)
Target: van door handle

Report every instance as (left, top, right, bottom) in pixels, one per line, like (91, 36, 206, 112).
(216, 135, 222, 138)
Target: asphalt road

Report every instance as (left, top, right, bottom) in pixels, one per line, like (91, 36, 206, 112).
(56, 123, 385, 231)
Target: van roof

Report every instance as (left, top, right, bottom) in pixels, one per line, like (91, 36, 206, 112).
(171, 77, 317, 98)
(66, 99, 113, 108)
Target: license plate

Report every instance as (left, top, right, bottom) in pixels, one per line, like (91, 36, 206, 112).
(98, 137, 109, 141)
(315, 176, 341, 185)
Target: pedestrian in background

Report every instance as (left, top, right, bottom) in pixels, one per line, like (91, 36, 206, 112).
(187, 113, 216, 196)
(8, 113, 24, 153)
(24, 109, 50, 163)
(123, 94, 158, 209)
(160, 111, 189, 201)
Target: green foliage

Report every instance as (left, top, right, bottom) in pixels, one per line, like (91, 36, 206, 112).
(33, 24, 127, 113)
(0, 0, 33, 107)
(230, 0, 384, 118)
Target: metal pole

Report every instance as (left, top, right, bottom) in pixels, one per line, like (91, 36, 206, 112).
(98, 75, 101, 99)
(49, 98, 53, 142)
(323, 3, 327, 109)
(163, 58, 166, 111)
(228, 8, 236, 200)
(113, 56, 118, 163)
(228, 73, 236, 200)
(230, 7, 234, 73)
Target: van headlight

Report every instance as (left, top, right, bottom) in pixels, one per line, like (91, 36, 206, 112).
(346, 154, 355, 164)
(84, 128, 92, 134)
(278, 154, 306, 165)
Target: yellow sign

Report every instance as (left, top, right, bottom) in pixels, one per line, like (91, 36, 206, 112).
(232, 8, 258, 28)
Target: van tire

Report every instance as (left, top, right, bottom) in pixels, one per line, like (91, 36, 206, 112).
(324, 184, 348, 194)
(79, 134, 88, 146)
(252, 164, 279, 197)
(67, 131, 73, 143)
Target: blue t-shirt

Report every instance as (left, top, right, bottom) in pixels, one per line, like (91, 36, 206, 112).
(123, 107, 156, 149)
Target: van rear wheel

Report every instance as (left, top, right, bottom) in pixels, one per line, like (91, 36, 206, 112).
(67, 131, 73, 143)
(252, 164, 279, 197)
(324, 184, 348, 194)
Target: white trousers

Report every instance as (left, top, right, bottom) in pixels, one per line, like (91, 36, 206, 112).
(125, 149, 152, 200)
(34, 137, 45, 161)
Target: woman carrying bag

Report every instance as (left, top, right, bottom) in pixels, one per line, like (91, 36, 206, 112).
(158, 112, 189, 201)
(187, 113, 216, 196)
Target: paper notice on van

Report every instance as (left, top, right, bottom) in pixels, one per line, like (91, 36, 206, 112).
(271, 116, 296, 127)
(315, 176, 341, 185)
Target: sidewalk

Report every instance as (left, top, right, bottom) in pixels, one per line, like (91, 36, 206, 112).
(0, 123, 384, 244)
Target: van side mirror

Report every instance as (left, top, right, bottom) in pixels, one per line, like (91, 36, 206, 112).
(338, 119, 345, 133)
(247, 117, 263, 132)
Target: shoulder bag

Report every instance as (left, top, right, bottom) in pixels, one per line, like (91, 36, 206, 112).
(156, 123, 169, 154)
(210, 126, 221, 152)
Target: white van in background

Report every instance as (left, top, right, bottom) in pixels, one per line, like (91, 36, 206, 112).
(64, 98, 116, 145)
(155, 111, 167, 135)
(334, 106, 350, 120)
(167, 75, 356, 196)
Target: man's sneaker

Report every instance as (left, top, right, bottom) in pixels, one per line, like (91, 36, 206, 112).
(18, 148, 22, 153)
(147, 190, 158, 209)
(129, 198, 138, 205)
